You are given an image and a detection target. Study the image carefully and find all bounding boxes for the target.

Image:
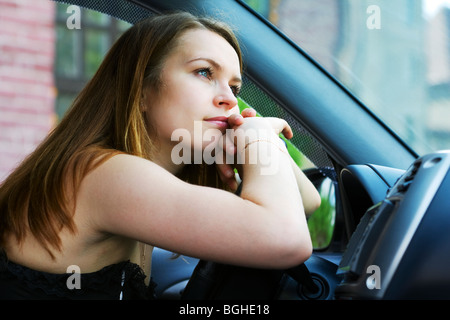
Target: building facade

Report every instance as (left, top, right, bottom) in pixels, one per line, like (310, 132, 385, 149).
(0, 0, 56, 182)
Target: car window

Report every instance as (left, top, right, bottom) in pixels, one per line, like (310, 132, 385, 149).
(242, 0, 450, 156)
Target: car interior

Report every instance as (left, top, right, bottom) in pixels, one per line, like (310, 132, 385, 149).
(55, 0, 450, 299)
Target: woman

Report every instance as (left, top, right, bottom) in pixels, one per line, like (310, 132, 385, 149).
(0, 12, 320, 299)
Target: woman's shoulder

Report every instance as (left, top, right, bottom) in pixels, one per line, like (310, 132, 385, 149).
(83, 153, 168, 189)
(77, 152, 183, 232)
(84, 153, 182, 200)
(91, 153, 168, 177)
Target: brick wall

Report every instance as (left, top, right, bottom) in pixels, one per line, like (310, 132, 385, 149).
(0, 0, 56, 182)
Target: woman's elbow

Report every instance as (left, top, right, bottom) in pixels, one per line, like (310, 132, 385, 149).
(273, 232, 313, 269)
(289, 237, 313, 267)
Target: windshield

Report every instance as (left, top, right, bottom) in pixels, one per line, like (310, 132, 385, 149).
(242, 0, 450, 155)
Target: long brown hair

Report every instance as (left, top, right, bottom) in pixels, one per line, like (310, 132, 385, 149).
(0, 12, 243, 258)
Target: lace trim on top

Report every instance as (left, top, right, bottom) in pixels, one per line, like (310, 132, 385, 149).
(0, 250, 155, 299)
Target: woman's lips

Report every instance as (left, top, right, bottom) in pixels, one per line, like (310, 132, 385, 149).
(204, 116, 229, 130)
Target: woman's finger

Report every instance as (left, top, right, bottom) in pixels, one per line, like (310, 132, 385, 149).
(241, 108, 257, 118)
(227, 113, 244, 128)
(216, 162, 238, 191)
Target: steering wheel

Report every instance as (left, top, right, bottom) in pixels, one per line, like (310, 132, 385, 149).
(181, 259, 319, 299)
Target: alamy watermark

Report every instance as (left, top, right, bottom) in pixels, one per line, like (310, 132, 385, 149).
(366, 265, 381, 290)
(66, 265, 81, 290)
(66, 263, 382, 291)
(66, 5, 81, 30)
(170, 121, 287, 176)
(66, 5, 382, 31)
(367, 5, 381, 30)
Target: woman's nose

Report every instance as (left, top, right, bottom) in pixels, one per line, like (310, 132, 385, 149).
(213, 86, 238, 110)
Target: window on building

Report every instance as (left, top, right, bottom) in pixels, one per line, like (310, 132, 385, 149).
(54, 4, 131, 119)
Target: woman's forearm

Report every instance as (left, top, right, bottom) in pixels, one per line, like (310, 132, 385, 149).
(289, 156, 321, 216)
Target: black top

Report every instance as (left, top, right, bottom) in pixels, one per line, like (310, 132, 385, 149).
(0, 250, 155, 300)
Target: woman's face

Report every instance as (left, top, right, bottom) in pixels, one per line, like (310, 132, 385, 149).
(142, 28, 242, 162)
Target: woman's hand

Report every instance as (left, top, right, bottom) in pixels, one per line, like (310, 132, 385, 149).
(215, 113, 243, 191)
(215, 108, 293, 191)
(216, 108, 321, 214)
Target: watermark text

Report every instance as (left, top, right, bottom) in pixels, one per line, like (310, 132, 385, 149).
(366, 264, 381, 290)
(66, 5, 81, 30)
(170, 121, 287, 175)
(367, 5, 381, 30)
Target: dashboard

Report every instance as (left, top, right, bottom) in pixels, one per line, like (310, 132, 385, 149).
(151, 151, 450, 300)
(335, 150, 450, 299)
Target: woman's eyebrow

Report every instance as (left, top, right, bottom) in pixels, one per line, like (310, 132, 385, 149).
(187, 57, 242, 83)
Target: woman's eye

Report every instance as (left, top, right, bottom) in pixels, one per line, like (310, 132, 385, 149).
(230, 85, 241, 97)
(197, 68, 212, 79)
